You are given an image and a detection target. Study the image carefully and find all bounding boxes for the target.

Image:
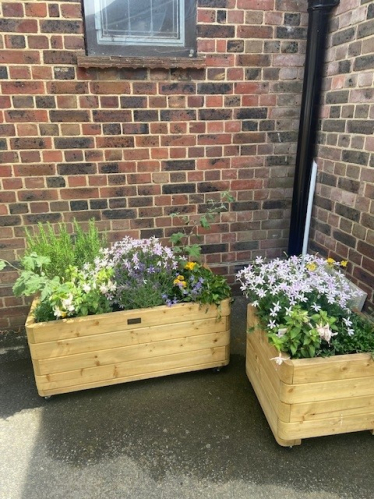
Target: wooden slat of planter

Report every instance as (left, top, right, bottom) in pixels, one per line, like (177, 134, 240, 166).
(246, 336, 291, 426)
(29, 316, 228, 360)
(288, 394, 374, 422)
(291, 354, 374, 383)
(247, 306, 294, 385)
(280, 376, 374, 404)
(34, 330, 230, 375)
(27, 299, 231, 344)
(35, 346, 227, 392)
(246, 304, 374, 445)
(278, 412, 374, 441)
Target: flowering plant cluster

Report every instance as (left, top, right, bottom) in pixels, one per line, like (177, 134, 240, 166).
(237, 254, 374, 359)
(1, 230, 231, 322)
(172, 261, 231, 307)
(97, 236, 179, 311)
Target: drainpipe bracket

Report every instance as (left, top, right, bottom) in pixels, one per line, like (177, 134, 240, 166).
(308, 0, 340, 11)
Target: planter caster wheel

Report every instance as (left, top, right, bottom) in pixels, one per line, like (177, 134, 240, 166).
(212, 367, 222, 373)
(44, 396, 52, 400)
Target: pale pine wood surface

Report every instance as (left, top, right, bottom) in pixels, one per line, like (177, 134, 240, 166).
(246, 304, 374, 446)
(26, 300, 231, 396)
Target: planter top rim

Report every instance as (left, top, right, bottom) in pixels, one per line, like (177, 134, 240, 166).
(26, 297, 231, 329)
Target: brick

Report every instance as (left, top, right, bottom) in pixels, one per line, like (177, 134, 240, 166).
(54, 137, 94, 149)
(58, 163, 96, 175)
(197, 25, 235, 38)
(48, 81, 88, 94)
(25, 213, 61, 224)
(120, 97, 147, 109)
(159, 83, 196, 94)
(10, 138, 48, 150)
(0, 18, 37, 32)
(354, 54, 374, 71)
(336, 203, 360, 222)
(238, 26, 273, 38)
(103, 209, 136, 220)
(238, 54, 270, 67)
(347, 120, 374, 134)
(276, 27, 307, 39)
(357, 19, 374, 38)
(197, 83, 232, 94)
(0, 50, 40, 64)
(40, 20, 82, 34)
(5, 110, 48, 123)
(96, 137, 134, 148)
(91, 82, 131, 94)
(342, 150, 370, 166)
(325, 90, 349, 104)
(199, 109, 232, 120)
(162, 183, 196, 194)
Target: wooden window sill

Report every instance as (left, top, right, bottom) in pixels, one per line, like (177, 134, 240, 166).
(77, 54, 206, 69)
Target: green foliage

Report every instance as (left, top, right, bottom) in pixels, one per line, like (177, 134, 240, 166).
(1, 220, 111, 323)
(330, 313, 374, 356)
(170, 191, 234, 260)
(46, 265, 114, 320)
(267, 307, 340, 359)
(12, 253, 61, 301)
(25, 219, 106, 280)
(172, 261, 231, 308)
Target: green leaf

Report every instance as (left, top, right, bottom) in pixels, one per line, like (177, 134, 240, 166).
(186, 244, 201, 260)
(170, 232, 184, 244)
(0, 260, 7, 271)
(200, 216, 211, 229)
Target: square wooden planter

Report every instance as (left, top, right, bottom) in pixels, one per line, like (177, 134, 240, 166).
(26, 299, 231, 397)
(246, 305, 374, 447)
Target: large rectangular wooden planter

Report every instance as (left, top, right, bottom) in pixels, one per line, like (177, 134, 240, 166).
(26, 299, 231, 397)
(246, 305, 374, 446)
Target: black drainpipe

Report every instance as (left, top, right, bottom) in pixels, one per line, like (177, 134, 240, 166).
(287, 0, 340, 256)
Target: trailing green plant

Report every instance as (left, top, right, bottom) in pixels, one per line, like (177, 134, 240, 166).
(24, 219, 107, 280)
(170, 191, 235, 261)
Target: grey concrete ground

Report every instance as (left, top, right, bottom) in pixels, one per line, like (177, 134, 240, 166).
(1, 297, 373, 499)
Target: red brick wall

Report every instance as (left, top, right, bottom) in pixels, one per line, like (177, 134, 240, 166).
(1, 0, 312, 331)
(311, 0, 374, 314)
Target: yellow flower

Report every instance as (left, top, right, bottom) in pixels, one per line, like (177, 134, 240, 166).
(326, 258, 335, 266)
(185, 261, 197, 271)
(173, 277, 186, 287)
(340, 260, 348, 268)
(173, 275, 185, 286)
(306, 263, 317, 271)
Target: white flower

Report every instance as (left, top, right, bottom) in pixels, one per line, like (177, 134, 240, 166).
(83, 284, 91, 293)
(277, 328, 287, 338)
(271, 354, 290, 365)
(53, 306, 63, 318)
(343, 317, 352, 327)
(316, 322, 337, 343)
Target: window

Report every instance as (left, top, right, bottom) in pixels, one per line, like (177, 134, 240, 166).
(83, 0, 196, 58)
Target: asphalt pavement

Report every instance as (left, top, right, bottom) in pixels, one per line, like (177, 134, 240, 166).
(1, 296, 373, 499)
